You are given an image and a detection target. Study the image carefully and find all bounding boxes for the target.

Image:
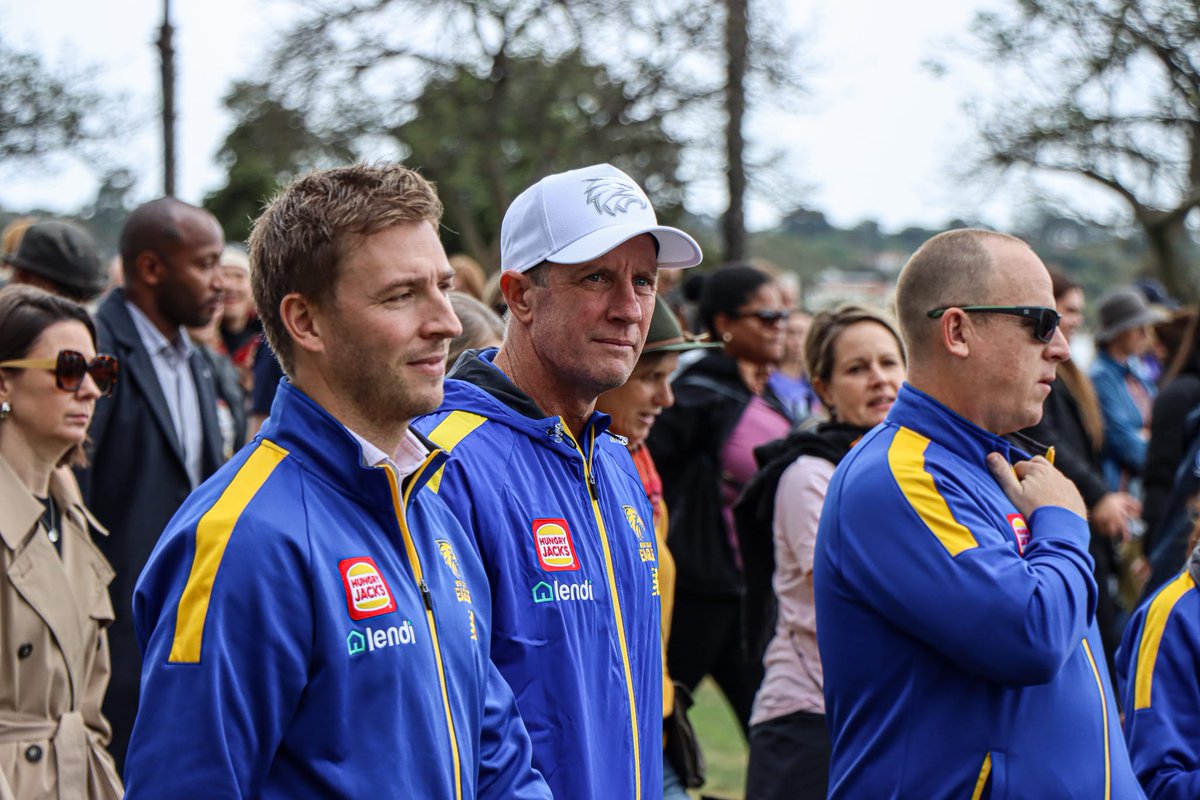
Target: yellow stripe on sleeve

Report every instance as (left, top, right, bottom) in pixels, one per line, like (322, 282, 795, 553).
(169, 441, 289, 663)
(424, 411, 487, 493)
(887, 427, 979, 557)
(1134, 571, 1197, 710)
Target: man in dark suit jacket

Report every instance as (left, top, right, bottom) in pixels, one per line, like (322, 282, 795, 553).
(77, 197, 226, 770)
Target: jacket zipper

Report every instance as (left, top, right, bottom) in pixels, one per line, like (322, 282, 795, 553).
(560, 419, 642, 800)
(383, 458, 463, 800)
(1082, 639, 1111, 800)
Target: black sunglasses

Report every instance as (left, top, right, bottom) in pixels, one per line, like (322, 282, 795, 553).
(0, 350, 119, 396)
(926, 305, 1062, 344)
(732, 309, 791, 325)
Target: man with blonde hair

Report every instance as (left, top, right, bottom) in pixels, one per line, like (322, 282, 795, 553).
(125, 163, 550, 799)
(814, 229, 1143, 798)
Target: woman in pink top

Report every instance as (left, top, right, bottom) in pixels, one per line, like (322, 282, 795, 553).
(740, 306, 905, 800)
(648, 266, 793, 733)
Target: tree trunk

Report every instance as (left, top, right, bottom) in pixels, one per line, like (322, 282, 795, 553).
(722, 0, 748, 264)
(1142, 215, 1193, 302)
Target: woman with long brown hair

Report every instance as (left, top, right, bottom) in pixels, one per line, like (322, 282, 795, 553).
(0, 285, 122, 798)
(1144, 307, 1200, 546)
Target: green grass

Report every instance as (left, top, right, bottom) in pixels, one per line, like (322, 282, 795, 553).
(687, 678, 748, 799)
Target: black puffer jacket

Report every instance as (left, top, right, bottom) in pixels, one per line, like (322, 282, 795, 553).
(648, 351, 786, 597)
(733, 422, 867, 660)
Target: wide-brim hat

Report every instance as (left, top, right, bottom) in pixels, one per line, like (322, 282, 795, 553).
(501, 163, 703, 274)
(1094, 287, 1166, 343)
(643, 295, 720, 356)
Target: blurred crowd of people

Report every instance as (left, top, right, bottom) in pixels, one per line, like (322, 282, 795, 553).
(1, 165, 1200, 800)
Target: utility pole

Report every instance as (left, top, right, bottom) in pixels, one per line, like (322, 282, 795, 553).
(722, 0, 749, 264)
(157, 0, 177, 196)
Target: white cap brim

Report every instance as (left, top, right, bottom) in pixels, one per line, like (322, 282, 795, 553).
(533, 223, 702, 272)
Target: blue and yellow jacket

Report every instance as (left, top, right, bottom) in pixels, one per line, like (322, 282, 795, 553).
(124, 380, 550, 800)
(1117, 547, 1200, 800)
(814, 384, 1142, 800)
(414, 349, 662, 800)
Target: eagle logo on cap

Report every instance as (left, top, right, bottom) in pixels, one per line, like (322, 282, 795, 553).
(584, 177, 648, 217)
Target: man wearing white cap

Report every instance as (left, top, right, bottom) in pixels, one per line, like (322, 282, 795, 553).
(415, 163, 702, 800)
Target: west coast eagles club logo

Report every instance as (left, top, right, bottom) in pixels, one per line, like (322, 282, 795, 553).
(436, 538, 473, 605)
(583, 177, 649, 217)
(437, 539, 462, 578)
(624, 504, 655, 564)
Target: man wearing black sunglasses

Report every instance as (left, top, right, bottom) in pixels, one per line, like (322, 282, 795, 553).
(75, 196, 228, 770)
(813, 229, 1143, 798)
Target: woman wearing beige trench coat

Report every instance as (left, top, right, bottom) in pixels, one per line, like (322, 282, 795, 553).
(0, 286, 122, 799)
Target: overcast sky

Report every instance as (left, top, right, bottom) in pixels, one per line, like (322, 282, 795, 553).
(0, 0, 1117, 234)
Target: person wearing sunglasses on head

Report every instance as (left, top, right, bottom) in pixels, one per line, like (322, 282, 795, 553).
(814, 229, 1143, 798)
(0, 285, 123, 799)
(646, 265, 793, 735)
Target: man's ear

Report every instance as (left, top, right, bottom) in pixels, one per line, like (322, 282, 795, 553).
(501, 270, 537, 325)
(133, 250, 166, 287)
(939, 309, 971, 359)
(280, 293, 325, 356)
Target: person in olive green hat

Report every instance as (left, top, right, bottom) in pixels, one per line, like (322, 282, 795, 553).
(596, 295, 718, 799)
(4, 220, 108, 302)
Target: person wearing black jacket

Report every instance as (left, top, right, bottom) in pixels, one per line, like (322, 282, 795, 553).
(647, 266, 791, 733)
(1018, 270, 1140, 680)
(1144, 308, 1200, 549)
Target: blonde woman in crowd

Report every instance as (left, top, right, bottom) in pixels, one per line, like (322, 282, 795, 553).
(737, 305, 905, 800)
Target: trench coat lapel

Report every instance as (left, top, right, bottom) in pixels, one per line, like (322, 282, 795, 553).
(0, 461, 87, 703)
(54, 469, 114, 627)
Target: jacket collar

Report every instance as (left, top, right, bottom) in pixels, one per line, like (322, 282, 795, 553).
(442, 348, 614, 443)
(887, 383, 1034, 467)
(0, 456, 106, 547)
(259, 379, 448, 500)
(0, 456, 43, 551)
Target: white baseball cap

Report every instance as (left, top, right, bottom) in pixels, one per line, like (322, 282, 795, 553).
(500, 163, 703, 273)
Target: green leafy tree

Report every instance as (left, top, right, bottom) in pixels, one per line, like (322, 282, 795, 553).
(965, 0, 1200, 299)
(0, 34, 113, 162)
(261, 0, 801, 267)
(81, 168, 137, 255)
(393, 52, 685, 265)
(204, 82, 357, 243)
